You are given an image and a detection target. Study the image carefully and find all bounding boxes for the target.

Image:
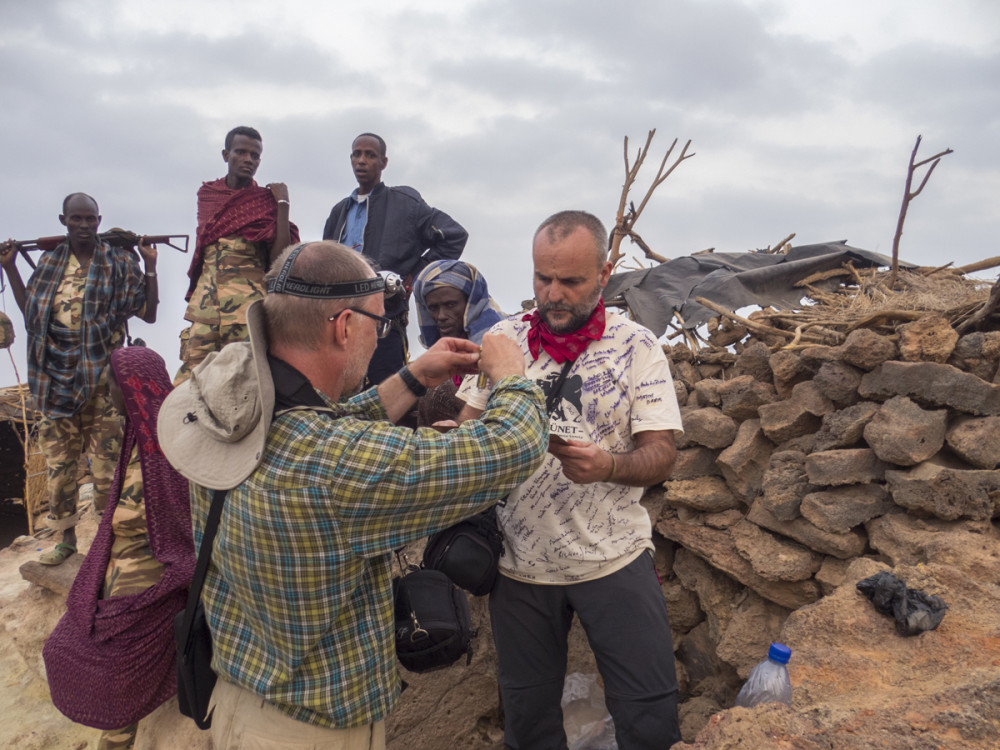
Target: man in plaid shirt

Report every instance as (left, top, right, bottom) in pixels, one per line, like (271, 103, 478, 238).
(158, 240, 547, 749)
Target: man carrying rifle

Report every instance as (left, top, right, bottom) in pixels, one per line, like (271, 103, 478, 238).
(176, 125, 298, 383)
(1, 192, 157, 565)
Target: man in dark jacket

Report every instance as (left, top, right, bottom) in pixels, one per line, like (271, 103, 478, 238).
(322, 132, 468, 385)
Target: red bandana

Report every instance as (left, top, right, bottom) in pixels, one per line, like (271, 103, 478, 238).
(524, 299, 606, 363)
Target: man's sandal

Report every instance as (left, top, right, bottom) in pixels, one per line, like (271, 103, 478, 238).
(39, 543, 77, 566)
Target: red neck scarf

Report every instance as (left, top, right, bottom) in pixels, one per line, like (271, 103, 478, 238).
(524, 299, 606, 363)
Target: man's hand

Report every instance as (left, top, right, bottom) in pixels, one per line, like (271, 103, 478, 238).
(268, 183, 290, 204)
(0, 239, 17, 270)
(408, 337, 481, 388)
(137, 237, 158, 270)
(478, 332, 525, 383)
(547, 439, 614, 484)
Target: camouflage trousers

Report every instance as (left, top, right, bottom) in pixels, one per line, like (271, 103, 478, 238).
(36, 373, 122, 530)
(174, 237, 266, 384)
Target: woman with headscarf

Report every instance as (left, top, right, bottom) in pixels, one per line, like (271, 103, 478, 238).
(43, 346, 195, 750)
(411, 259, 505, 426)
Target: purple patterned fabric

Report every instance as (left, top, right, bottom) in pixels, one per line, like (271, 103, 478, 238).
(43, 346, 196, 729)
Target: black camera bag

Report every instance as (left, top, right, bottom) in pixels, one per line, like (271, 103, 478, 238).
(393, 567, 475, 673)
(422, 506, 504, 596)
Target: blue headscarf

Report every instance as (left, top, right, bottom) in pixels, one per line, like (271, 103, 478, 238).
(413, 260, 505, 347)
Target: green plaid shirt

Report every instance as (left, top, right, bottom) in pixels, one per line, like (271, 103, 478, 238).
(191, 375, 546, 728)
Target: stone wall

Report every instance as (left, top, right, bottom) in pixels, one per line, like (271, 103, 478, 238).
(656, 315, 1000, 742)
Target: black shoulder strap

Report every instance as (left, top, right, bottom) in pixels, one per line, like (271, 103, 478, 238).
(545, 360, 574, 414)
(178, 488, 228, 650)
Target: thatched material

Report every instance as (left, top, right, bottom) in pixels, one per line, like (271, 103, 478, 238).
(675, 263, 995, 355)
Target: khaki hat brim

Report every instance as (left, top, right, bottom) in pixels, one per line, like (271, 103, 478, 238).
(157, 300, 274, 490)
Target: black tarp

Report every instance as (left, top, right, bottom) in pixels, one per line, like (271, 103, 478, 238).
(603, 241, 912, 336)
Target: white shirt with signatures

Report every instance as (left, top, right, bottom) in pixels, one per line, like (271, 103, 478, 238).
(457, 310, 683, 584)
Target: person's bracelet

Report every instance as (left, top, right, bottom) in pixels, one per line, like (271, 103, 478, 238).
(276, 199, 290, 207)
(399, 366, 427, 397)
(144, 271, 157, 278)
(604, 451, 617, 482)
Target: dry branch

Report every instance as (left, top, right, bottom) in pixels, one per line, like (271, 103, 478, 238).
(610, 130, 695, 268)
(694, 296, 826, 343)
(888, 135, 954, 288)
(766, 232, 796, 254)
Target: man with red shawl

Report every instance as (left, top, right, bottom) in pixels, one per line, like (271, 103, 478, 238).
(176, 125, 298, 382)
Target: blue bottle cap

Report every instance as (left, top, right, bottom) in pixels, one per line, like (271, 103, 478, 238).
(768, 642, 791, 664)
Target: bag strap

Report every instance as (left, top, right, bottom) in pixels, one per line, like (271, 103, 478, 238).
(178, 488, 228, 650)
(545, 360, 574, 414)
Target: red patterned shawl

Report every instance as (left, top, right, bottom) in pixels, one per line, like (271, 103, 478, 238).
(184, 177, 300, 299)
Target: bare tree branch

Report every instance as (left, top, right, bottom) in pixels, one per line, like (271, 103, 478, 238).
(610, 130, 695, 268)
(887, 135, 954, 288)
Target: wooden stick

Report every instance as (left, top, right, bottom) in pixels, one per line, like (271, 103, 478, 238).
(694, 297, 827, 342)
(845, 309, 926, 332)
(766, 232, 796, 254)
(953, 256, 1000, 275)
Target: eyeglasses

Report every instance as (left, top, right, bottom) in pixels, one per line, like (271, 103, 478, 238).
(330, 307, 393, 339)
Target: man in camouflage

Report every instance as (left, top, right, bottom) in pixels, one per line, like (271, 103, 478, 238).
(176, 125, 297, 382)
(0, 193, 157, 564)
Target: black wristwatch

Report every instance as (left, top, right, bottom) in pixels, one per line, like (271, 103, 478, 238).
(398, 366, 427, 397)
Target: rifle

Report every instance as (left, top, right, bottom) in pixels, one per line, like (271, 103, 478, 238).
(12, 228, 189, 269)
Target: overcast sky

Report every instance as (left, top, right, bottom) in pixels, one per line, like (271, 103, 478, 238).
(1, 0, 998, 387)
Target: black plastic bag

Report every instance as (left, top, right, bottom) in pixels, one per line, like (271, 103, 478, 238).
(856, 572, 947, 636)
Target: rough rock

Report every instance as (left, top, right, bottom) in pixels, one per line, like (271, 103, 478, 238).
(865, 513, 1000, 579)
(678, 406, 737, 449)
(759, 450, 812, 520)
(839, 328, 898, 370)
(656, 512, 821, 609)
(757, 380, 834, 443)
(747, 500, 867, 559)
(690, 378, 722, 408)
(702, 509, 743, 529)
(814, 556, 852, 596)
(859, 360, 1000, 415)
(17, 553, 85, 596)
(862, 395, 947, 466)
(732, 339, 773, 383)
(799, 483, 893, 534)
(716, 419, 773, 501)
(673, 379, 689, 407)
(805, 448, 889, 486)
(679, 558, 1000, 750)
(946, 414, 1000, 469)
(812, 401, 879, 452)
(714, 590, 791, 679)
(663, 580, 704, 634)
(768, 350, 816, 397)
(664, 476, 740, 513)
(949, 330, 1000, 381)
(672, 548, 742, 644)
(677, 695, 724, 746)
(671, 447, 722, 480)
(675, 620, 739, 699)
(897, 314, 959, 363)
(884, 462, 1000, 521)
(810, 360, 862, 406)
(729, 520, 823, 582)
(671, 359, 701, 391)
(716, 375, 777, 421)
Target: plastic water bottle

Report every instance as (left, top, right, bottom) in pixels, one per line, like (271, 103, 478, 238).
(734, 642, 792, 708)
